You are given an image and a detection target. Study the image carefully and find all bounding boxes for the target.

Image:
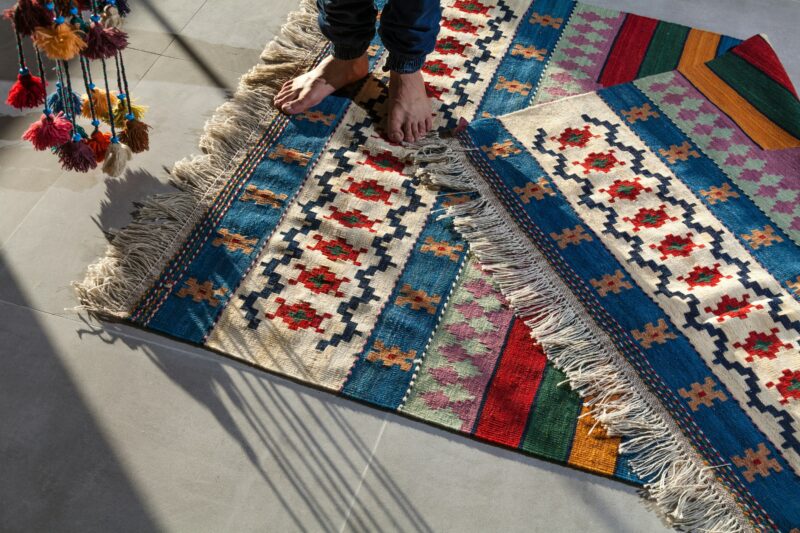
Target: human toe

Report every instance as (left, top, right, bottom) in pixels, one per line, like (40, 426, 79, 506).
(403, 121, 415, 143)
(388, 128, 404, 143)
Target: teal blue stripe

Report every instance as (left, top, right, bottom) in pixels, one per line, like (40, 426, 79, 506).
(342, 194, 468, 408)
(476, 0, 576, 117)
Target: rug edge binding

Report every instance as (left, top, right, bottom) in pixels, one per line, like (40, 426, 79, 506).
(411, 138, 756, 533)
(73, 0, 326, 319)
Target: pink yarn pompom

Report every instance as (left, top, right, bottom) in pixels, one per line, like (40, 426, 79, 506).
(22, 112, 73, 150)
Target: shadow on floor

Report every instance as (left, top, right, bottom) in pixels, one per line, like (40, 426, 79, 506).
(0, 254, 160, 532)
(76, 311, 435, 533)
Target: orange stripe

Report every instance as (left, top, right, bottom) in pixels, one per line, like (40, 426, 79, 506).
(680, 62, 800, 150)
(678, 29, 721, 70)
(567, 404, 620, 475)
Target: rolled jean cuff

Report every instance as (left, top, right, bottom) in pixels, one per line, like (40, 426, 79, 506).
(331, 42, 370, 60)
(383, 52, 426, 74)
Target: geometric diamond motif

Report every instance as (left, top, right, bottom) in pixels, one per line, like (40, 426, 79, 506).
(367, 340, 416, 371)
(732, 443, 782, 482)
(678, 376, 728, 411)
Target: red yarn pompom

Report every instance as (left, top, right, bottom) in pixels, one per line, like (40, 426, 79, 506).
(84, 23, 128, 60)
(22, 112, 73, 150)
(6, 71, 46, 109)
(87, 130, 111, 162)
(57, 138, 98, 172)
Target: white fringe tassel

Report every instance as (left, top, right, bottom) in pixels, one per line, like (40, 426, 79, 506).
(74, 0, 327, 318)
(413, 138, 754, 533)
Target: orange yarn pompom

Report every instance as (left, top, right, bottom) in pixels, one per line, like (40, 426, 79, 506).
(81, 88, 118, 121)
(33, 22, 86, 60)
(87, 130, 112, 162)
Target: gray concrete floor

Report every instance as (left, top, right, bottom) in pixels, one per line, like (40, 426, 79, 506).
(0, 0, 797, 531)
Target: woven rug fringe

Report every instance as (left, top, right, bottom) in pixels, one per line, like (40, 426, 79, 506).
(73, 0, 326, 318)
(412, 138, 754, 533)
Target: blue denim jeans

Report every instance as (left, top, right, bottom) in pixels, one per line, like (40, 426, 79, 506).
(317, 0, 442, 73)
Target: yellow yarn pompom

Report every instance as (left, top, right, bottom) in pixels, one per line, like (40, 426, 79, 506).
(82, 89, 119, 121)
(111, 99, 148, 129)
(33, 23, 87, 60)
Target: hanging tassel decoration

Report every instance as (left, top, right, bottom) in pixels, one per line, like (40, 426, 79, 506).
(54, 56, 96, 172)
(7, 24, 46, 109)
(22, 111, 73, 149)
(57, 132, 98, 172)
(109, 0, 129, 16)
(78, 54, 111, 162)
(119, 116, 150, 153)
(102, 137, 131, 176)
(113, 50, 150, 152)
(97, 48, 130, 175)
(87, 128, 111, 161)
(81, 86, 117, 119)
(7, 70, 47, 108)
(47, 81, 82, 115)
(20, 44, 70, 150)
(5, 0, 52, 36)
(84, 11, 126, 59)
(33, 8, 87, 60)
(110, 95, 146, 127)
(100, 3, 121, 28)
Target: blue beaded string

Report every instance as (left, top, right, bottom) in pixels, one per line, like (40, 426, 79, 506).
(79, 56, 101, 132)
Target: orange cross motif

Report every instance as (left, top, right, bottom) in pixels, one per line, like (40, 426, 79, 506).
(700, 183, 739, 204)
(589, 270, 633, 297)
(678, 377, 728, 411)
(514, 178, 555, 203)
(481, 139, 522, 160)
(268, 144, 313, 166)
(495, 75, 533, 95)
(632, 319, 677, 349)
(742, 225, 783, 249)
(212, 228, 258, 254)
(367, 340, 416, 371)
(621, 103, 659, 123)
(732, 444, 783, 482)
(511, 44, 547, 60)
(529, 12, 563, 28)
(550, 225, 592, 249)
(297, 110, 336, 126)
(420, 237, 464, 261)
(241, 185, 288, 208)
(176, 278, 227, 306)
(659, 141, 700, 164)
(396, 284, 441, 314)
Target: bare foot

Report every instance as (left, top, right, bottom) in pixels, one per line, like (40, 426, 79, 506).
(275, 54, 369, 114)
(387, 70, 433, 143)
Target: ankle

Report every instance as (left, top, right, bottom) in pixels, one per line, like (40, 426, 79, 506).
(331, 54, 368, 67)
(389, 70, 424, 88)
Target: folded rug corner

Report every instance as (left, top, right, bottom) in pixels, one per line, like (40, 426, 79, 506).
(415, 34, 800, 532)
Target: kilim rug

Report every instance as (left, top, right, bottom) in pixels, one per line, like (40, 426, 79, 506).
(75, 0, 784, 527)
(418, 35, 800, 531)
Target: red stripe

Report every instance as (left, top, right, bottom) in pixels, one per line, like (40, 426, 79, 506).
(474, 319, 547, 447)
(598, 14, 660, 87)
(731, 35, 798, 98)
